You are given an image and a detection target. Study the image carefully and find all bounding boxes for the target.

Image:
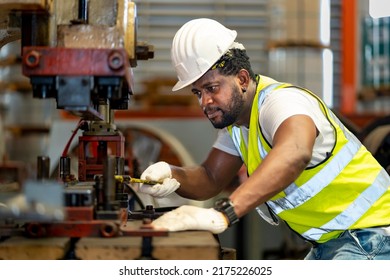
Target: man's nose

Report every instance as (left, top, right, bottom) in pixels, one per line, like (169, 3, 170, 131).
(200, 91, 213, 107)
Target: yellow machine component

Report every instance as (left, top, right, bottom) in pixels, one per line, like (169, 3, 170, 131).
(115, 175, 162, 185)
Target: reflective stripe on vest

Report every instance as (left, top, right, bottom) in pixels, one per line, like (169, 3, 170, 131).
(268, 123, 360, 214)
(301, 168, 390, 241)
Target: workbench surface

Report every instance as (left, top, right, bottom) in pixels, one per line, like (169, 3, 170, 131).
(0, 227, 224, 260)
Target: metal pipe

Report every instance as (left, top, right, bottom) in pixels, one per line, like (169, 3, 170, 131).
(37, 156, 50, 180)
(59, 156, 71, 182)
(21, 12, 50, 47)
(103, 156, 116, 210)
(78, 0, 89, 24)
(115, 157, 125, 175)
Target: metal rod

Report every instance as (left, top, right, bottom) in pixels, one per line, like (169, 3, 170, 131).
(103, 156, 116, 210)
(60, 156, 71, 181)
(37, 156, 50, 180)
(78, 0, 89, 23)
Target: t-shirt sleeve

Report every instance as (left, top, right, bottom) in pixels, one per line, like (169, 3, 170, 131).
(259, 88, 319, 142)
(212, 128, 240, 156)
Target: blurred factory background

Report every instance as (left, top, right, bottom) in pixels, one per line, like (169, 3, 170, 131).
(0, 0, 389, 260)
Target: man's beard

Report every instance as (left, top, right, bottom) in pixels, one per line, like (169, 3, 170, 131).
(205, 85, 244, 129)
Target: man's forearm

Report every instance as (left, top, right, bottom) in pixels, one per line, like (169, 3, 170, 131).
(171, 165, 226, 200)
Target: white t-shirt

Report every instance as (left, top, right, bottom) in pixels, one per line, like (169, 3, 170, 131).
(213, 87, 335, 167)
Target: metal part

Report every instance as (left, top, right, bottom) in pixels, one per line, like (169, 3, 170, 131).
(37, 156, 50, 180)
(73, 0, 89, 24)
(60, 156, 71, 182)
(78, 135, 125, 181)
(139, 219, 156, 259)
(22, 47, 133, 118)
(24, 219, 168, 238)
(18, 156, 168, 238)
(103, 156, 117, 211)
(0, 180, 65, 221)
(21, 10, 50, 47)
(128, 205, 166, 220)
(65, 185, 94, 208)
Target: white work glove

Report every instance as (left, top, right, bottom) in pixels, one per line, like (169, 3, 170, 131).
(139, 161, 180, 198)
(151, 205, 228, 234)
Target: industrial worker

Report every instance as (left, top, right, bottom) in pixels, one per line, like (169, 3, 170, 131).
(138, 18, 390, 260)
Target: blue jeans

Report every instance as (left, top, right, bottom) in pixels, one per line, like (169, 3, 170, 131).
(304, 226, 390, 260)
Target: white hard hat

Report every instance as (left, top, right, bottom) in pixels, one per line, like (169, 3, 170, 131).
(171, 18, 237, 91)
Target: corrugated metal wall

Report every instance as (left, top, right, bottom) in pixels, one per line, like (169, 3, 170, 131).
(132, 0, 269, 95)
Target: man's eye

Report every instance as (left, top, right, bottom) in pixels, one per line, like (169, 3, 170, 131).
(207, 86, 218, 93)
(192, 91, 201, 98)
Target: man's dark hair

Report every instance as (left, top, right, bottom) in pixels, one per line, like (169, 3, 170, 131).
(211, 48, 256, 82)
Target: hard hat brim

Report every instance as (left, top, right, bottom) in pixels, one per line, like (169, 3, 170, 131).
(172, 71, 206, 92)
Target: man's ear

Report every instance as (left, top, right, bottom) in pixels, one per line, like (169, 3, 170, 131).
(237, 69, 250, 88)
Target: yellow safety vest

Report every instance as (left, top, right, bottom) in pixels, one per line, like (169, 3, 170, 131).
(228, 75, 390, 243)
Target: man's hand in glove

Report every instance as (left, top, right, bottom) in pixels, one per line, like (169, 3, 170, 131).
(139, 161, 180, 198)
(151, 205, 228, 234)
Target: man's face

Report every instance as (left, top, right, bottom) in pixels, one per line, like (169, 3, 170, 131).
(191, 70, 244, 129)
